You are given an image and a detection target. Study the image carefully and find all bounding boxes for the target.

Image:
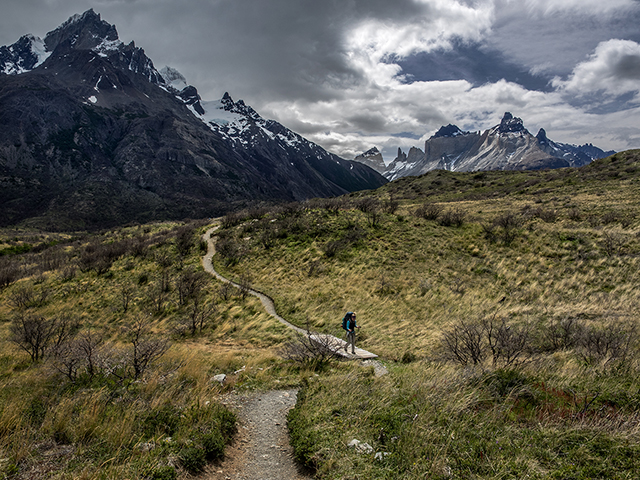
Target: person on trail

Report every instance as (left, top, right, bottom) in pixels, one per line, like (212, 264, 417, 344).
(344, 312, 360, 354)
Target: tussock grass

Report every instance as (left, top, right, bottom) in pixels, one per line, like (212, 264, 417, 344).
(0, 220, 309, 478)
(215, 151, 640, 478)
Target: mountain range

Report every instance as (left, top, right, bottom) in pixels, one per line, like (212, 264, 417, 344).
(358, 113, 615, 181)
(0, 10, 387, 230)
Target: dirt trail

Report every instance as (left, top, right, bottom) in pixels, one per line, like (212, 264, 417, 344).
(202, 227, 312, 479)
(202, 226, 306, 335)
(200, 225, 386, 479)
(206, 390, 312, 480)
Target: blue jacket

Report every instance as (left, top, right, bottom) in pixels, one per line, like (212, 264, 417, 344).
(346, 318, 357, 331)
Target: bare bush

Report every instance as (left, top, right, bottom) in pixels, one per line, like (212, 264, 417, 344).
(216, 236, 243, 266)
(482, 316, 531, 368)
(438, 208, 466, 227)
(7, 283, 51, 310)
(40, 248, 66, 272)
(601, 231, 627, 257)
(10, 314, 78, 362)
(0, 258, 21, 289)
(124, 316, 170, 380)
(576, 322, 637, 367)
(414, 203, 442, 221)
(237, 273, 252, 301)
(568, 207, 582, 222)
(541, 317, 584, 351)
(221, 211, 245, 229)
(121, 283, 135, 313)
(218, 282, 235, 301)
(492, 212, 523, 245)
(383, 196, 400, 215)
(78, 243, 115, 275)
(440, 316, 532, 368)
(176, 296, 217, 336)
(280, 325, 343, 370)
(533, 207, 557, 223)
(441, 320, 485, 366)
(176, 268, 208, 306)
(175, 224, 196, 258)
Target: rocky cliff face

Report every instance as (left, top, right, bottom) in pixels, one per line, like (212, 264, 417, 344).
(353, 147, 386, 174)
(384, 113, 614, 180)
(0, 10, 386, 229)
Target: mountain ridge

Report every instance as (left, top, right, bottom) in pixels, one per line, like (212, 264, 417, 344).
(0, 9, 386, 230)
(354, 113, 615, 180)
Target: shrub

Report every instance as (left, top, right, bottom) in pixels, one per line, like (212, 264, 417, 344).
(576, 322, 638, 367)
(150, 466, 177, 480)
(179, 446, 206, 473)
(414, 203, 442, 221)
(142, 404, 182, 437)
(438, 208, 466, 227)
(280, 327, 343, 371)
(10, 314, 78, 363)
(440, 316, 532, 369)
(492, 212, 523, 245)
(0, 258, 21, 288)
(201, 430, 225, 460)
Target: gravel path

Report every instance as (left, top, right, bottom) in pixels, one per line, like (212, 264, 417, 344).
(200, 225, 386, 479)
(205, 390, 312, 480)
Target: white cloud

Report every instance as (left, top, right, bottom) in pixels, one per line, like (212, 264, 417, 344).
(522, 0, 637, 15)
(553, 39, 640, 98)
(346, 0, 494, 61)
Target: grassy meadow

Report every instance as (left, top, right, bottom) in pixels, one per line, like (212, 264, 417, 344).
(214, 150, 640, 479)
(1, 149, 640, 479)
(0, 221, 309, 479)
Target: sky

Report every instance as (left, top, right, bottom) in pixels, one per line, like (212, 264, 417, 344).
(2, 0, 640, 163)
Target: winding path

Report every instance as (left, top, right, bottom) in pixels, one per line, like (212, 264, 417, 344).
(200, 225, 386, 479)
(201, 226, 378, 359)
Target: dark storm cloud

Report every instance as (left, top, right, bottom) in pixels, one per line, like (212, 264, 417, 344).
(395, 41, 554, 92)
(614, 54, 640, 79)
(1, 1, 640, 158)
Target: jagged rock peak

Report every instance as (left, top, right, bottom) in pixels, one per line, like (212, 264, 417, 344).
(362, 147, 380, 156)
(159, 66, 187, 90)
(498, 112, 527, 134)
(433, 124, 466, 138)
(45, 9, 119, 52)
(0, 34, 49, 74)
(536, 128, 548, 145)
(219, 92, 261, 120)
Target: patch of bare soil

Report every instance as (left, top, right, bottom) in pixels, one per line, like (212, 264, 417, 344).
(205, 389, 313, 480)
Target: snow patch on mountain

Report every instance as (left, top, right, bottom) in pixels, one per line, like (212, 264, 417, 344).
(159, 66, 187, 91)
(92, 38, 123, 57)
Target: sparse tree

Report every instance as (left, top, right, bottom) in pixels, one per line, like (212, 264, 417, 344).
(176, 268, 208, 306)
(125, 316, 170, 380)
(10, 314, 77, 362)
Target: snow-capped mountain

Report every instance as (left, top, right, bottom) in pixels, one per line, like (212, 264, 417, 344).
(353, 147, 386, 174)
(384, 113, 614, 180)
(0, 10, 386, 229)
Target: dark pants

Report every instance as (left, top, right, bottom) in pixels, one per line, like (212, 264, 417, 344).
(346, 330, 356, 354)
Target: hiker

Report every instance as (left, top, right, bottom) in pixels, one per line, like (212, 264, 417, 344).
(343, 311, 360, 354)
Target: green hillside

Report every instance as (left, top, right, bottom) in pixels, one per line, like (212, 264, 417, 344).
(1, 150, 640, 479)
(214, 150, 640, 479)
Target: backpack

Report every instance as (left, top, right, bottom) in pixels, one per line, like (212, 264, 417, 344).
(341, 312, 353, 330)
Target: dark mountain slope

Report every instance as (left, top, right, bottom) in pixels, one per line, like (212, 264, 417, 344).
(0, 10, 386, 230)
